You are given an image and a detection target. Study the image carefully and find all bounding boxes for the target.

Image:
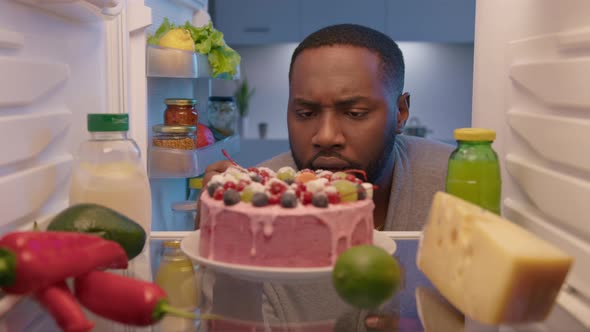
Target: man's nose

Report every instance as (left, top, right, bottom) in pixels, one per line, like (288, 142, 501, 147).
(311, 112, 345, 149)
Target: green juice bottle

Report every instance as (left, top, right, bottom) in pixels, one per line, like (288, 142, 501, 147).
(445, 128, 502, 215)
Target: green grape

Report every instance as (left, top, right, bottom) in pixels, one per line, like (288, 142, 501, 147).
(277, 167, 296, 182)
(241, 186, 255, 203)
(332, 180, 358, 202)
(332, 172, 347, 180)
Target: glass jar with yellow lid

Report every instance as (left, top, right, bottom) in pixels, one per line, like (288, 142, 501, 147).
(152, 124, 196, 150)
(164, 98, 199, 126)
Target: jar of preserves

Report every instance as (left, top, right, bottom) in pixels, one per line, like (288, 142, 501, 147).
(164, 98, 198, 126)
(207, 96, 237, 138)
(152, 124, 196, 150)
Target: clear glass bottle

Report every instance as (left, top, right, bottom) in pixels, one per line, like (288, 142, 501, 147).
(207, 96, 237, 139)
(155, 240, 199, 332)
(69, 113, 153, 331)
(445, 128, 502, 215)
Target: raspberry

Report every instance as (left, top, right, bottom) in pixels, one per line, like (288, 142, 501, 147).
(223, 181, 237, 190)
(270, 182, 287, 195)
(236, 180, 249, 192)
(268, 194, 281, 205)
(301, 191, 313, 205)
(327, 191, 340, 204)
(213, 187, 225, 200)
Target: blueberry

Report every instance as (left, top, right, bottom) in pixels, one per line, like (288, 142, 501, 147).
(280, 192, 298, 208)
(312, 193, 329, 208)
(250, 174, 262, 183)
(252, 192, 269, 207)
(284, 178, 294, 185)
(208, 182, 222, 197)
(357, 184, 367, 200)
(223, 189, 241, 206)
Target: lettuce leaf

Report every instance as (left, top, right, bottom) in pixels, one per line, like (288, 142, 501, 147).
(147, 18, 176, 45)
(148, 19, 241, 78)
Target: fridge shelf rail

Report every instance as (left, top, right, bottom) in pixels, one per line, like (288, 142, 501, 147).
(148, 135, 240, 179)
(146, 45, 240, 80)
(14, 0, 122, 21)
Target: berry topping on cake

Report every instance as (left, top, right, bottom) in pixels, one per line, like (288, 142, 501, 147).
(207, 166, 374, 207)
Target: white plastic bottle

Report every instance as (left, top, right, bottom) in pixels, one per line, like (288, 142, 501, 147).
(69, 113, 153, 331)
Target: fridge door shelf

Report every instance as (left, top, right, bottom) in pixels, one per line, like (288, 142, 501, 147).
(148, 135, 240, 178)
(14, 0, 122, 21)
(146, 45, 240, 79)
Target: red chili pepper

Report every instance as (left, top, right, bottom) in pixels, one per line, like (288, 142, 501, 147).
(35, 281, 94, 332)
(74, 270, 197, 326)
(0, 231, 128, 294)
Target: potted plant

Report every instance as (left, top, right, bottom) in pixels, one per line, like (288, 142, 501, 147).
(234, 78, 255, 137)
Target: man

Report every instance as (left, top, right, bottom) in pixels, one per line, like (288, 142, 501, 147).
(201, 24, 453, 231)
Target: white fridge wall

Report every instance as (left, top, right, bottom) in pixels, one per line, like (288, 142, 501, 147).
(0, 1, 107, 231)
(472, 0, 590, 300)
(0, 1, 112, 331)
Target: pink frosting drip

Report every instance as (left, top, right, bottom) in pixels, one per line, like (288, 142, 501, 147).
(199, 193, 374, 267)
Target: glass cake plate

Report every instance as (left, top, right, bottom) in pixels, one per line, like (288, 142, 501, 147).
(181, 230, 396, 283)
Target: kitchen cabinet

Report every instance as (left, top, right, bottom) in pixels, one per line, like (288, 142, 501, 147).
(300, 0, 386, 37)
(386, 0, 475, 43)
(213, 0, 475, 44)
(213, 0, 301, 45)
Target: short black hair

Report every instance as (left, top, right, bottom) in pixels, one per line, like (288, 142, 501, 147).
(289, 24, 405, 97)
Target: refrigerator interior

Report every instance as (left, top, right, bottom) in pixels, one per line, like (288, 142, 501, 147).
(472, 0, 590, 326)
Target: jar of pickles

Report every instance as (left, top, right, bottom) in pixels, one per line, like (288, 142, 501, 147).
(164, 98, 199, 126)
(152, 125, 196, 150)
(207, 96, 237, 138)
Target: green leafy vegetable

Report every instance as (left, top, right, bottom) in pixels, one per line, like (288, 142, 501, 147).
(147, 19, 241, 78)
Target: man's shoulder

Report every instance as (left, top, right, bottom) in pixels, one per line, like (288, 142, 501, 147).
(257, 151, 296, 171)
(398, 135, 454, 166)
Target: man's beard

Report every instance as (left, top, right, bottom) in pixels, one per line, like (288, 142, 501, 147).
(290, 134, 397, 184)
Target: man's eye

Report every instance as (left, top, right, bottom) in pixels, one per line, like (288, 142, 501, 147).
(347, 110, 368, 119)
(295, 110, 315, 119)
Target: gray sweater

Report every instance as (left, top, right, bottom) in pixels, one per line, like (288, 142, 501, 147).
(258, 135, 454, 231)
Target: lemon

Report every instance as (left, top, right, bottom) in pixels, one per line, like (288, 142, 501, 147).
(332, 245, 402, 309)
(158, 28, 195, 51)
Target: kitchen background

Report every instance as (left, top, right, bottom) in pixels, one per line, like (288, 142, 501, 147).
(208, 0, 476, 166)
(144, 0, 477, 231)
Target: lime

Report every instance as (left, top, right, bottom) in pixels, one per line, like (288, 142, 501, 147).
(332, 245, 401, 309)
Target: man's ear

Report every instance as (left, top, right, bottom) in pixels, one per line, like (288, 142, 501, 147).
(396, 92, 410, 134)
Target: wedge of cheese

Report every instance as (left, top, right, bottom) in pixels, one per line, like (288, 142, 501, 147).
(417, 192, 573, 325)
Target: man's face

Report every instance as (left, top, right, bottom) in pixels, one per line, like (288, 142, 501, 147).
(288, 45, 405, 183)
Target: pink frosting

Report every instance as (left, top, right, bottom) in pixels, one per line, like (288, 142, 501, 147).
(199, 193, 374, 267)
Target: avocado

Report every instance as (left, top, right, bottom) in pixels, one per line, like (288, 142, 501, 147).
(47, 204, 146, 260)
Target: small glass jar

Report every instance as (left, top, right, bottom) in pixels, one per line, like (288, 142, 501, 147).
(164, 98, 199, 126)
(207, 96, 237, 138)
(152, 124, 196, 150)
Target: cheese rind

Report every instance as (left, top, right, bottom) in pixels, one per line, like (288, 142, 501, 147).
(417, 192, 573, 325)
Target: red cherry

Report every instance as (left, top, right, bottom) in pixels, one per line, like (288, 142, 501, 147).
(223, 181, 237, 190)
(345, 174, 357, 182)
(301, 191, 313, 205)
(259, 170, 270, 178)
(268, 194, 280, 205)
(236, 180, 249, 192)
(270, 182, 286, 195)
(213, 187, 225, 200)
(327, 191, 340, 204)
(248, 167, 259, 174)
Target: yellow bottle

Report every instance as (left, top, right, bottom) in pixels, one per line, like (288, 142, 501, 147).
(155, 240, 199, 331)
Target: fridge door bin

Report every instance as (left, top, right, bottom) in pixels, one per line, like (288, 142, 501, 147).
(146, 45, 240, 79)
(148, 146, 199, 178)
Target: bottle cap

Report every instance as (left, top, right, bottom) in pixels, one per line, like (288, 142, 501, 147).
(454, 128, 496, 142)
(165, 98, 197, 106)
(87, 114, 129, 132)
(163, 240, 181, 249)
